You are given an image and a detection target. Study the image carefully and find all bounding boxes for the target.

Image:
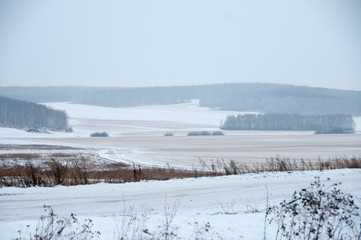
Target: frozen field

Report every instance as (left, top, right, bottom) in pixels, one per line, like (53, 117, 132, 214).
(1, 169, 360, 239)
(0, 101, 360, 168)
(1, 102, 361, 239)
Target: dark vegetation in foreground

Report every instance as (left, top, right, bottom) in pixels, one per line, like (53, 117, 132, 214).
(221, 113, 355, 134)
(0, 96, 71, 132)
(1, 153, 360, 187)
(267, 177, 361, 240)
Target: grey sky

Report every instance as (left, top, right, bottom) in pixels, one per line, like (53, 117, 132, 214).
(0, 0, 360, 90)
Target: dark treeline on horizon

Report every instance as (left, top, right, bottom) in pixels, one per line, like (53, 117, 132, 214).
(221, 113, 355, 133)
(0, 83, 360, 115)
(0, 96, 71, 131)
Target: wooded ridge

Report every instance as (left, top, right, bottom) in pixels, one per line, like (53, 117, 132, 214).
(0, 96, 71, 131)
(1, 83, 360, 115)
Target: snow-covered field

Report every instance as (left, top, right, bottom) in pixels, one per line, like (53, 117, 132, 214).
(0, 101, 360, 168)
(1, 101, 361, 239)
(1, 169, 360, 239)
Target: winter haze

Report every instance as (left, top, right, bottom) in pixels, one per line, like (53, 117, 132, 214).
(1, 0, 361, 90)
(1, 1, 361, 239)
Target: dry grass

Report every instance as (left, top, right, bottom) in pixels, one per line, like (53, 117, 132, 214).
(199, 156, 361, 175)
(0, 145, 360, 187)
(0, 150, 221, 187)
(1, 152, 360, 187)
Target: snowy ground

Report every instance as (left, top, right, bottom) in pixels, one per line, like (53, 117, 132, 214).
(1, 102, 361, 239)
(1, 169, 360, 239)
(0, 101, 360, 168)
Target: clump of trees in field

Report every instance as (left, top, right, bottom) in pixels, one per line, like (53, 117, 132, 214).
(90, 132, 109, 137)
(221, 113, 355, 133)
(0, 96, 71, 132)
(187, 131, 224, 136)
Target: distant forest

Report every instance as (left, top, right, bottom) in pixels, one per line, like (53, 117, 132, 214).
(221, 113, 355, 133)
(1, 83, 360, 115)
(0, 96, 71, 131)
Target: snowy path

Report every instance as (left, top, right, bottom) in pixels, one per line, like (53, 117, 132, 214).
(1, 169, 360, 239)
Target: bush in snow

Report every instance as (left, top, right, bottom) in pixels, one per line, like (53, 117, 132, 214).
(113, 198, 223, 240)
(18, 205, 100, 240)
(187, 131, 224, 136)
(187, 131, 211, 136)
(90, 132, 109, 137)
(267, 177, 361, 240)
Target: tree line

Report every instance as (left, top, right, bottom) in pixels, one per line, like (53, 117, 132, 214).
(220, 113, 355, 133)
(1, 83, 361, 115)
(0, 96, 71, 131)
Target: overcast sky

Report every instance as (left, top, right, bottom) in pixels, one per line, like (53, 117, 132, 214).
(0, 0, 360, 90)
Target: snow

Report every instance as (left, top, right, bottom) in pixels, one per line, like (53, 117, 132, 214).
(1, 101, 360, 139)
(0, 169, 360, 239)
(43, 100, 244, 126)
(0, 100, 243, 139)
(354, 116, 361, 131)
(1, 101, 360, 168)
(1, 102, 361, 239)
